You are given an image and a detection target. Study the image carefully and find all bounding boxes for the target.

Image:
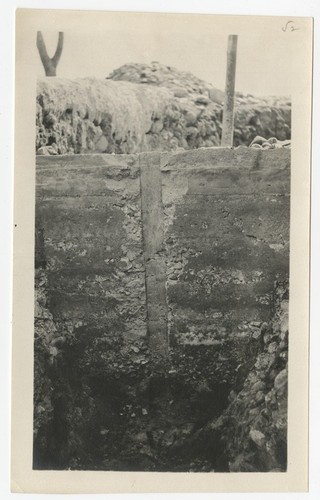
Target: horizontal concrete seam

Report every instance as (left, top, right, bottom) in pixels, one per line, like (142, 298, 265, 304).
(35, 195, 139, 200)
(168, 192, 290, 197)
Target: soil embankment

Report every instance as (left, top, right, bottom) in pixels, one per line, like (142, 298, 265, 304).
(36, 62, 291, 155)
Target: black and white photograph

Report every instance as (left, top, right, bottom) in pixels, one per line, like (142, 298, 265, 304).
(10, 7, 312, 494)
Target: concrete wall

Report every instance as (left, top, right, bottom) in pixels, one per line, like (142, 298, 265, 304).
(160, 148, 290, 384)
(36, 147, 290, 380)
(35, 154, 148, 371)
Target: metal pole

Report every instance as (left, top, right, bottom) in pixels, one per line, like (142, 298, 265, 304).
(221, 35, 238, 147)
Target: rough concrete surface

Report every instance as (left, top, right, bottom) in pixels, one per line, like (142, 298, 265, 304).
(34, 147, 290, 471)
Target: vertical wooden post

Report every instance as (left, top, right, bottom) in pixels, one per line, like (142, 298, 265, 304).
(221, 35, 238, 147)
(139, 152, 168, 374)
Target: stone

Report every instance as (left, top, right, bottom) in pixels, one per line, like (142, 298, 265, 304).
(208, 88, 224, 104)
(263, 333, 273, 344)
(268, 341, 278, 354)
(280, 329, 288, 341)
(185, 111, 198, 126)
(130, 345, 140, 354)
(95, 135, 108, 152)
(174, 88, 188, 98)
(255, 391, 265, 404)
(260, 322, 270, 334)
(251, 381, 266, 393)
(228, 389, 237, 401)
(248, 407, 260, 417)
(250, 135, 267, 146)
(274, 368, 287, 393)
(151, 119, 164, 134)
(36, 146, 57, 155)
(265, 390, 278, 409)
(268, 368, 278, 381)
(51, 336, 66, 347)
(49, 346, 58, 357)
(255, 354, 275, 371)
(252, 329, 262, 339)
(186, 126, 198, 137)
(194, 95, 210, 105)
(249, 429, 266, 447)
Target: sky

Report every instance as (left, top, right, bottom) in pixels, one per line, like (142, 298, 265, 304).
(32, 11, 299, 97)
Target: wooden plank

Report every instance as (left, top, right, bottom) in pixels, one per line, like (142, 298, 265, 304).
(139, 152, 168, 372)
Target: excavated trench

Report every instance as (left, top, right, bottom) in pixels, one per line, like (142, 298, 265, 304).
(33, 270, 287, 473)
(33, 349, 234, 471)
(33, 149, 289, 472)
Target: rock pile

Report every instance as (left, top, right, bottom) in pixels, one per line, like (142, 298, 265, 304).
(108, 61, 225, 102)
(216, 281, 289, 471)
(249, 135, 291, 149)
(36, 62, 291, 155)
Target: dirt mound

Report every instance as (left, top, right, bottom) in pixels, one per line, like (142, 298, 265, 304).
(108, 61, 224, 102)
(36, 63, 291, 155)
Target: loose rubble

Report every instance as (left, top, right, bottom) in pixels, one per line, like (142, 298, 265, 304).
(36, 62, 291, 155)
(249, 135, 291, 149)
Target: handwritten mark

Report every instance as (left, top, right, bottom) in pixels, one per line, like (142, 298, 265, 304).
(282, 21, 299, 32)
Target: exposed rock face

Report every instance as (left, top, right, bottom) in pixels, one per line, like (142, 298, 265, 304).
(36, 63, 291, 155)
(166, 281, 289, 472)
(218, 281, 289, 472)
